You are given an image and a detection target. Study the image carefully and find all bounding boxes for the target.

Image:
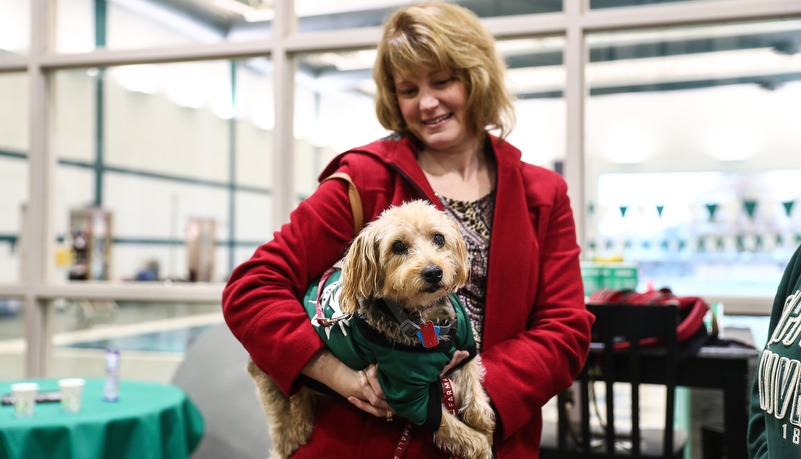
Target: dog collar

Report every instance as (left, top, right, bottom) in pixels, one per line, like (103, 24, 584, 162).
(382, 298, 453, 347)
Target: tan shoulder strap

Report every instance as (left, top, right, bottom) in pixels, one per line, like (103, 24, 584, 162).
(321, 172, 363, 238)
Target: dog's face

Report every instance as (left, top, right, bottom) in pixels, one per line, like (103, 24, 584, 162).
(340, 200, 469, 313)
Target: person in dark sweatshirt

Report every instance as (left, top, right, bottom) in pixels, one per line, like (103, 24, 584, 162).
(748, 244, 801, 458)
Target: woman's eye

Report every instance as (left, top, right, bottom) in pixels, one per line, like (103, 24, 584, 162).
(433, 78, 452, 87)
(433, 234, 445, 247)
(397, 88, 416, 97)
(392, 241, 407, 254)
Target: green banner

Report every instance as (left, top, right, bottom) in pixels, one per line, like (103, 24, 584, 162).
(706, 203, 718, 221)
(744, 200, 758, 220)
(784, 201, 795, 217)
(656, 205, 664, 218)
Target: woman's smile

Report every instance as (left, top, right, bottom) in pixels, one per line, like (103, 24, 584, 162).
(423, 113, 453, 126)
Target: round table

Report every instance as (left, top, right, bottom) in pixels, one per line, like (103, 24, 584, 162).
(0, 379, 204, 459)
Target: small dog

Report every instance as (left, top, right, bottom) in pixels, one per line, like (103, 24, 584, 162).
(247, 200, 495, 459)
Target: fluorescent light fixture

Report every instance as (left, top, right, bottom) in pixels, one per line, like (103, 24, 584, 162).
(252, 104, 275, 130)
(112, 64, 161, 94)
(244, 9, 275, 22)
(496, 37, 565, 55)
(507, 66, 565, 94)
(588, 19, 801, 48)
(305, 50, 377, 71)
(212, 101, 235, 119)
(294, 0, 407, 17)
(214, 0, 275, 23)
(167, 64, 207, 109)
(588, 48, 801, 88)
(705, 127, 759, 161)
(213, 0, 252, 15)
(110, 0, 223, 43)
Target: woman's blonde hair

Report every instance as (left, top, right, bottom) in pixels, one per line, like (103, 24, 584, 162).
(373, 1, 516, 141)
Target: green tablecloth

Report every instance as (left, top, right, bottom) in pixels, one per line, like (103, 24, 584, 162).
(0, 379, 204, 459)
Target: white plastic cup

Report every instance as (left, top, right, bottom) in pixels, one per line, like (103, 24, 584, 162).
(10, 382, 38, 418)
(58, 378, 85, 414)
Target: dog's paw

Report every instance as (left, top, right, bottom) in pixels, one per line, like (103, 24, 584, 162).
(463, 403, 495, 439)
(461, 433, 492, 459)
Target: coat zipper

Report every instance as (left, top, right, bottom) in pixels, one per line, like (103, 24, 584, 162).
(389, 162, 435, 206)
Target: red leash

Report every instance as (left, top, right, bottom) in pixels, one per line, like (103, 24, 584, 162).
(440, 377, 461, 459)
(393, 376, 460, 459)
(393, 421, 414, 459)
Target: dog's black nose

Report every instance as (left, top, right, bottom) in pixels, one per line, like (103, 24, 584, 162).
(421, 265, 443, 284)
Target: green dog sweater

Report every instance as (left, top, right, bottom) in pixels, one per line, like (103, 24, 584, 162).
(303, 269, 477, 431)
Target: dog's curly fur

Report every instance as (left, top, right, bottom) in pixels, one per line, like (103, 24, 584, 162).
(248, 200, 495, 459)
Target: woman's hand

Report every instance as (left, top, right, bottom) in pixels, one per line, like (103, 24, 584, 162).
(301, 350, 393, 418)
(440, 350, 469, 377)
(347, 364, 395, 418)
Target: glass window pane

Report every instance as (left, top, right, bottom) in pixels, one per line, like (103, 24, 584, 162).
(0, 297, 25, 380)
(0, 0, 30, 56)
(0, 73, 28, 284)
(584, 19, 801, 298)
(50, 301, 222, 383)
(294, 49, 388, 203)
(294, 0, 562, 33)
(52, 58, 273, 283)
(56, 0, 272, 54)
(500, 37, 566, 171)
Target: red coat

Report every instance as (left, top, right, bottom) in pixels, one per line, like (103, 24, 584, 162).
(222, 135, 594, 458)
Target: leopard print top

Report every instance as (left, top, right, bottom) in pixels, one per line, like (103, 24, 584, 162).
(438, 190, 495, 352)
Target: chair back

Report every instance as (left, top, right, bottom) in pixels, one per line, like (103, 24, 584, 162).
(544, 303, 682, 459)
(172, 323, 273, 459)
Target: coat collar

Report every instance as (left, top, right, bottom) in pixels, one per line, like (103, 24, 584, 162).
(320, 134, 536, 349)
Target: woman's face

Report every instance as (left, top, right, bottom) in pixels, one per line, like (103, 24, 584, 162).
(394, 66, 475, 155)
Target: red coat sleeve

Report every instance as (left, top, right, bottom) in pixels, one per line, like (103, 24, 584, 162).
(221, 168, 357, 396)
(481, 175, 593, 439)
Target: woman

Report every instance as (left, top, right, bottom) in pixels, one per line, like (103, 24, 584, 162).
(748, 243, 801, 458)
(222, 2, 593, 457)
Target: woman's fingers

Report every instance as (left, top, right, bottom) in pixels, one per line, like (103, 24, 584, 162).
(348, 396, 394, 418)
(365, 364, 386, 399)
(356, 366, 392, 412)
(440, 350, 469, 377)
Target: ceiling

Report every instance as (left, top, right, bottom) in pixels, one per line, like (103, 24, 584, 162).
(117, 0, 801, 98)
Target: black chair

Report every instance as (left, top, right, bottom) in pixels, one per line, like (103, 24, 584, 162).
(541, 303, 688, 459)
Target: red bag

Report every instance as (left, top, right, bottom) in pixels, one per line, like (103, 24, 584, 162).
(589, 287, 712, 358)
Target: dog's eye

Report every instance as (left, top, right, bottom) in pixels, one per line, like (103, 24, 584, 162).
(392, 241, 407, 254)
(433, 234, 445, 247)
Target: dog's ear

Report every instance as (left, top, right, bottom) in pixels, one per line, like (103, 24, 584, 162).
(448, 222, 471, 289)
(340, 228, 382, 313)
